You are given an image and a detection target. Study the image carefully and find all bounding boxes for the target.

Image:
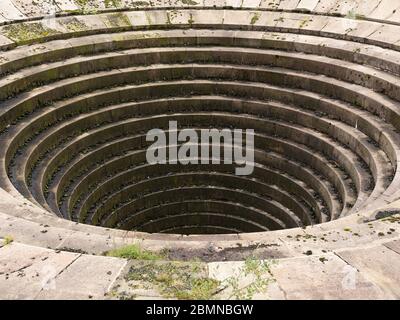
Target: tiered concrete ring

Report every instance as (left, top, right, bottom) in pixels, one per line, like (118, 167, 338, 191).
(0, 0, 399, 257)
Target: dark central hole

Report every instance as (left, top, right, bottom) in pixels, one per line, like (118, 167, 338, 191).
(65, 114, 322, 235)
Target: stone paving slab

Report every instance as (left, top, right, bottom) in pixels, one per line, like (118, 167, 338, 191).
(208, 260, 285, 299)
(36, 254, 127, 299)
(327, 0, 357, 16)
(241, 0, 260, 9)
(0, 0, 25, 21)
(0, 241, 127, 299)
(383, 239, 400, 255)
(354, 0, 381, 17)
(72, 15, 107, 31)
(337, 245, 400, 298)
(0, 242, 80, 299)
(0, 212, 75, 249)
(0, 34, 15, 50)
(297, 0, 320, 12)
(313, 0, 337, 14)
(387, 7, 400, 23)
(55, 0, 79, 12)
(11, 0, 55, 18)
(259, 0, 281, 10)
(207, 248, 399, 300)
(369, 0, 397, 20)
(268, 253, 390, 299)
(369, 25, 400, 47)
(57, 231, 129, 255)
(278, 0, 300, 11)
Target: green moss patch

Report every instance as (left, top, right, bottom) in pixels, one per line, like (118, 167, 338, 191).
(73, 0, 101, 14)
(61, 18, 89, 32)
(181, 0, 199, 5)
(3, 23, 61, 45)
(104, 0, 122, 8)
(2, 235, 14, 246)
(250, 12, 261, 25)
(130, 1, 150, 7)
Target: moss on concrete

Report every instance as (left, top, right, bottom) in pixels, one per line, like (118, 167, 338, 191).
(3, 23, 61, 45)
(3, 235, 14, 245)
(250, 12, 260, 25)
(62, 18, 89, 32)
(181, 0, 199, 5)
(104, 0, 122, 8)
(130, 1, 150, 7)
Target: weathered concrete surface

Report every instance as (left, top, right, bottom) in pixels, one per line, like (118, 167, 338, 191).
(337, 246, 400, 298)
(36, 254, 127, 300)
(384, 239, 400, 255)
(0, 242, 80, 299)
(2, 240, 399, 300)
(268, 253, 390, 300)
(207, 247, 400, 300)
(0, 0, 397, 24)
(0, 242, 126, 300)
(0, 0, 399, 300)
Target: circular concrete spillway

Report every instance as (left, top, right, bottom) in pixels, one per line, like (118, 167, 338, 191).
(0, 1, 400, 237)
(1, 1, 400, 301)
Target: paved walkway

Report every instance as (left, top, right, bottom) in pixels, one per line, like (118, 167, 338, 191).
(1, 239, 399, 300)
(0, 240, 127, 300)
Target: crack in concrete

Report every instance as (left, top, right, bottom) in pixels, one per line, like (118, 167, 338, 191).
(33, 252, 82, 299)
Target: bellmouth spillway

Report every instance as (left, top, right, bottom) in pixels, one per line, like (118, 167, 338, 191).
(0, 0, 399, 236)
(1, 0, 400, 301)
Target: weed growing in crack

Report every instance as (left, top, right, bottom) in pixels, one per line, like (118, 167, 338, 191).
(223, 257, 276, 300)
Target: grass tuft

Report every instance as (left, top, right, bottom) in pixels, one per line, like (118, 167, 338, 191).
(106, 243, 164, 260)
(3, 235, 14, 245)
